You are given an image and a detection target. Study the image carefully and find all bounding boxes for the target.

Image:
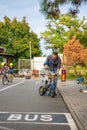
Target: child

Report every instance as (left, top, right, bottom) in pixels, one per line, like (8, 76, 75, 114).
(40, 61, 55, 76)
(9, 63, 14, 74)
(40, 62, 56, 95)
(40, 62, 51, 88)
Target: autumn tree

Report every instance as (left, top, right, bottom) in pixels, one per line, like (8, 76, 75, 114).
(63, 36, 87, 74)
(41, 14, 87, 52)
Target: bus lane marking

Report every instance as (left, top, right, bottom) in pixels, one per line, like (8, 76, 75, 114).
(0, 112, 78, 130)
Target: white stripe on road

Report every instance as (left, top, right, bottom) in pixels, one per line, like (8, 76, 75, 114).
(0, 81, 25, 92)
(65, 113, 78, 130)
(0, 126, 16, 130)
(0, 122, 71, 125)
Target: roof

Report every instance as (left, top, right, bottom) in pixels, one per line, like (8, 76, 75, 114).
(0, 53, 14, 57)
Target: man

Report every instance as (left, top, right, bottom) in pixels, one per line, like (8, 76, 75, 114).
(46, 51, 61, 73)
(46, 51, 61, 95)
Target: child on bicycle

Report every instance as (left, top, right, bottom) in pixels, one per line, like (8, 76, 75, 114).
(40, 62, 51, 75)
(40, 61, 56, 95)
(1, 62, 10, 82)
(40, 62, 51, 89)
(9, 63, 14, 74)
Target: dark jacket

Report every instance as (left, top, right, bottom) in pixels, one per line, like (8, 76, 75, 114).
(46, 55, 61, 72)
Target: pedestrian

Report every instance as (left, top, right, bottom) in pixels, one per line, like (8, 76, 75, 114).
(45, 51, 61, 94)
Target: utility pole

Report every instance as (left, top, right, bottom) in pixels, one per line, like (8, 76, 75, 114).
(29, 41, 31, 70)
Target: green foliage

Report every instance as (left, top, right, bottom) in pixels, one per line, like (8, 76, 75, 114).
(0, 16, 42, 61)
(66, 73, 77, 80)
(66, 65, 87, 80)
(85, 60, 87, 68)
(41, 14, 87, 52)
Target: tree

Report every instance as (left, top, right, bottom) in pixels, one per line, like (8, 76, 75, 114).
(41, 14, 87, 52)
(39, 0, 87, 19)
(63, 36, 87, 67)
(0, 16, 42, 61)
(41, 19, 66, 52)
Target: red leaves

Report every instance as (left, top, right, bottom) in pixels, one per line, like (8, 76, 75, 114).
(63, 36, 87, 66)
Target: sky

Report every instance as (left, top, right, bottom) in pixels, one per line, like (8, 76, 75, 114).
(0, 0, 87, 56)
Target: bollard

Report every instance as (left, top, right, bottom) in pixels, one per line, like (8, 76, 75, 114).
(61, 69, 66, 82)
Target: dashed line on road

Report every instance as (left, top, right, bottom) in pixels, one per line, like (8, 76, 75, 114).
(0, 81, 25, 92)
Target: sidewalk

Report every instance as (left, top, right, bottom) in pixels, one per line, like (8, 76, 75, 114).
(58, 80, 87, 130)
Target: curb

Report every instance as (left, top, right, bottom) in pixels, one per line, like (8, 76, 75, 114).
(58, 88, 85, 130)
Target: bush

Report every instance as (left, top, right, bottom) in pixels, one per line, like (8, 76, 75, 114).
(66, 73, 77, 80)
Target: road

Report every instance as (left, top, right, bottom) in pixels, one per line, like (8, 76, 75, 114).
(0, 78, 78, 130)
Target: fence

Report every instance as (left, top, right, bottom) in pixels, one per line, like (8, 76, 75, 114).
(18, 59, 30, 70)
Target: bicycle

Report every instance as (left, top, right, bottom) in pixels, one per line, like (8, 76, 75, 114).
(2, 71, 13, 85)
(39, 74, 57, 97)
(2, 72, 9, 85)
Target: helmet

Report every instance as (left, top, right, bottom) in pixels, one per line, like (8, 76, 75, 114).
(1, 62, 6, 66)
(9, 63, 13, 66)
(44, 61, 50, 66)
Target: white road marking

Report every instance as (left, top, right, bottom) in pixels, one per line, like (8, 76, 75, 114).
(0, 122, 71, 125)
(0, 81, 25, 92)
(0, 111, 69, 114)
(65, 113, 78, 130)
(0, 112, 78, 130)
(0, 126, 16, 130)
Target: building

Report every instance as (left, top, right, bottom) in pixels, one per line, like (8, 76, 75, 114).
(0, 47, 14, 65)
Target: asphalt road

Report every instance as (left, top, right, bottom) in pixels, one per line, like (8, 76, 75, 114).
(0, 78, 78, 130)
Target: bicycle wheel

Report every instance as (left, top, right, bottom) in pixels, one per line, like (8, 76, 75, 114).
(39, 86, 44, 96)
(50, 87, 55, 97)
(2, 75, 8, 85)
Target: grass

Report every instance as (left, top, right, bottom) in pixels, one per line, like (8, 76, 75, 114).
(66, 73, 77, 80)
(58, 73, 77, 80)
